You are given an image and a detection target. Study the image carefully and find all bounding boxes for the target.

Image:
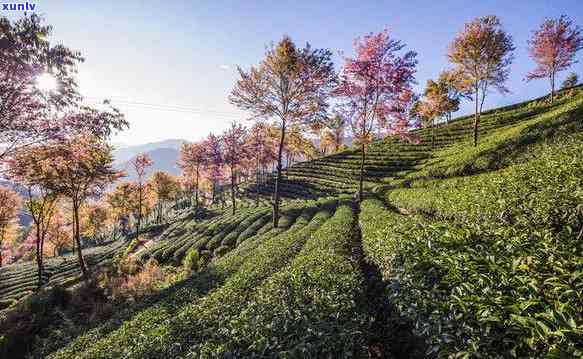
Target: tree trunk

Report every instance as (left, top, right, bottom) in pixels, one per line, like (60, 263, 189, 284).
(550, 73, 555, 104)
(431, 119, 435, 150)
(231, 166, 236, 215)
(255, 156, 260, 206)
(157, 202, 162, 223)
(358, 142, 366, 202)
(273, 121, 286, 228)
(35, 223, 43, 288)
(195, 166, 200, 208)
(73, 201, 89, 281)
(136, 184, 142, 239)
(0, 227, 4, 268)
(473, 84, 480, 147)
(212, 182, 216, 205)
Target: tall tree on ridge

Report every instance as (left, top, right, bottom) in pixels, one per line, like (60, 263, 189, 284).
(334, 30, 418, 201)
(178, 142, 208, 209)
(222, 122, 249, 215)
(132, 153, 152, 239)
(230, 36, 336, 227)
(527, 16, 583, 103)
(448, 16, 514, 146)
(203, 133, 224, 205)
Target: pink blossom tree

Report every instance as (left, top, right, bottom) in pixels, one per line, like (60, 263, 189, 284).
(334, 30, 417, 201)
(26, 135, 123, 281)
(230, 36, 336, 227)
(178, 142, 208, 208)
(0, 186, 20, 267)
(246, 122, 276, 205)
(0, 14, 83, 159)
(526, 15, 583, 103)
(203, 133, 224, 205)
(8, 146, 59, 286)
(132, 153, 153, 238)
(222, 122, 249, 214)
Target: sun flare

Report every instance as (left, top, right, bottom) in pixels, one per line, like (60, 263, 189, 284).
(36, 73, 58, 92)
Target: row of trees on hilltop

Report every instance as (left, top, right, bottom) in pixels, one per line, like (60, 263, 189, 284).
(416, 15, 582, 148)
(229, 30, 418, 213)
(228, 14, 582, 223)
(178, 121, 318, 216)
(106, 162, 180, 237)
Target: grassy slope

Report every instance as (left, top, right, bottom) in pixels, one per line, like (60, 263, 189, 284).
(3, 86, 582, 358)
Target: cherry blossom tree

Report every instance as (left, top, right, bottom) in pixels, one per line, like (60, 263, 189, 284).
(131, 153, 152, 238)
(327, 113, 347, 153)
(334, 30, 418, 201)
(245, 122, 276, 205)
(436, 69, 471, 122)
(448, 16, 514, 146)
(148, 171, 179, 223)
(8, 147, 59, 286)
(0, 223, 21, 266)
(81, 202, 109, 243)
(107, 182, 140, 236)
(32, 135, 123, 280)
(178, 142, 208, 208)
(0, 14, 83, 159)
(414, 75, 467, 149)
(230, 36, 336, 227)
(44, 207, 72, 257)
(203, 133, 224, 205)
(526, 16, 583, 103)
(222, 122, 249, 215)
(0, 186, 20, 267)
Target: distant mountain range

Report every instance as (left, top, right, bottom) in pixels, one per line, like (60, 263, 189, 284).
(113, 139, 186, 164)
(113, 139, 187, 182)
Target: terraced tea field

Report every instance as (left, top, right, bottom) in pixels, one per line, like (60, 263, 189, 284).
(2, 86, 583, 358)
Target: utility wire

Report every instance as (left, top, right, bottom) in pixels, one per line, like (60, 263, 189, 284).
(84, 96, 245, 120)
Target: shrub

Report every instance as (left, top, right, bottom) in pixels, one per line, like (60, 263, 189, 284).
(212, 245, 230, 258)
(182, 248, 200, 273)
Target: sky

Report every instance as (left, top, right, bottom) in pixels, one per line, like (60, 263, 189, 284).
(5, 0, 583, 146)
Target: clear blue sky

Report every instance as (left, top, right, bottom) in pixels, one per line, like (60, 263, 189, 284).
(7, 0, 583, 145)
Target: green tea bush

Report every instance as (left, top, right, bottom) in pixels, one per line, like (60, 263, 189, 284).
(362, 166, 583, 357)
(182, 248, 200, 273)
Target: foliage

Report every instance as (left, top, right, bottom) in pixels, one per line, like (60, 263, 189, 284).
(222, 121, 249, 214)
(561, 72, 579, 89)
(0, 187, 20, 267)
(178, 141, 208, 207)
(334, 29, 417, 200)
(131, 152, 153, 238)
(0, 14, 81, 159)
(527, 15, 583, 102)
(448, 15, 515, 146)
(230, 35, 336, 227)
(80, 202, 109, 243)
(182, 248, 200, 273)
(148, 171, 179, 223)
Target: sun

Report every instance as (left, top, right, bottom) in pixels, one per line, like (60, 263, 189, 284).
(36, 73, 58, 92)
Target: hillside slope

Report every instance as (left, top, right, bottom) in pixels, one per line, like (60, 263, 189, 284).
(2, 86, 582, 358)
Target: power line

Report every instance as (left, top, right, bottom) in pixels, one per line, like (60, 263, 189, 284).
(84, 96, 247, 120)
